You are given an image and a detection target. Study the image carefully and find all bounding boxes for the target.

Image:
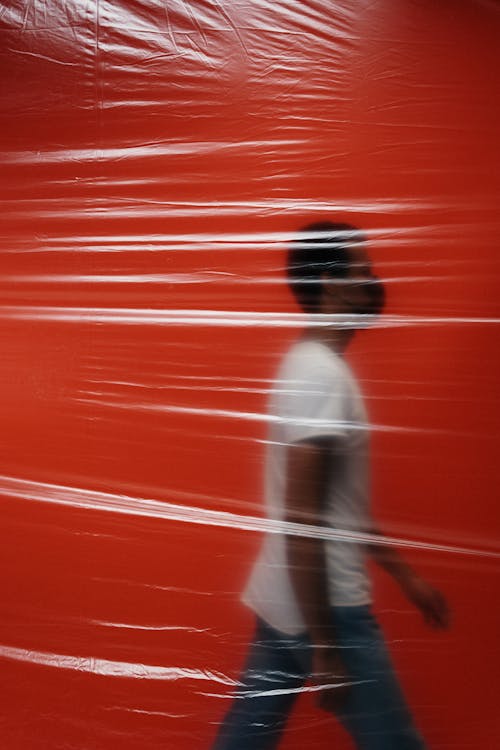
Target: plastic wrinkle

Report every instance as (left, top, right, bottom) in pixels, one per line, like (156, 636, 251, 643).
(2, 273, 465, 285)
(202, 678, 374, 701)
(1, 305, 499, 328)
(0, 644, 237, 684)
(5, 48, 78, 66)
(77, 390, 483, 435)
(91, 620, 211, 633)
(2, 199, 441, 221)
(6, 227, 467, 253)
(0, 474, 497, 560)
(1, 141, 301, 165)
(105, 708, 193, 719)
(75, 397, 422, 435)
(91, 578, 215, 597)
(84, 378, 273, 396)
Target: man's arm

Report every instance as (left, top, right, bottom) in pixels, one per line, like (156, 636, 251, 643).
(284, 438, 349, 711)
(367, 527, 450, 629)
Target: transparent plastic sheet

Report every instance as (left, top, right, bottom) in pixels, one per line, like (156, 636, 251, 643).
(0, 1, 499, 748)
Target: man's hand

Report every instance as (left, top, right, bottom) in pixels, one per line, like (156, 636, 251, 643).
(401, 574, 450, 629)
(367, 528, 451, 630)
(310, 647, 350, 714)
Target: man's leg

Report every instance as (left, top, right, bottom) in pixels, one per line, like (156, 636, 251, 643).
(211, 617, 310, 750)
(332, 606, 427, 750)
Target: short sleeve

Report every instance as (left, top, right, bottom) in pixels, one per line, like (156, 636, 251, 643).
(278, 362, 348, 444)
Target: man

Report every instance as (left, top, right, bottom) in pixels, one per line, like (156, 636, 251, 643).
(211, 222, 449, 750)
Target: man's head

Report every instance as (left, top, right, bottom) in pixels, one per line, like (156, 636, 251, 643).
(287, 221, 385, 320)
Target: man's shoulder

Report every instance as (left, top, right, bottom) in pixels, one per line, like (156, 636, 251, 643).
(280, 339, 345, 381)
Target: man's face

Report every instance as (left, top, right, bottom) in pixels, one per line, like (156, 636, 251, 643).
(335, 243, 385, 319)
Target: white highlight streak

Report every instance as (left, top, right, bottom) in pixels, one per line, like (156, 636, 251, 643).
(91, 620, 209, 633)
(76, 397, 414, 435)
(0, 475, 497, 559)
(0, 643, 236, 683)
(0, 306, 499, 328)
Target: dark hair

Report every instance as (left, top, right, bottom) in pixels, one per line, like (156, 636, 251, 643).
(287, 221, 364, 313)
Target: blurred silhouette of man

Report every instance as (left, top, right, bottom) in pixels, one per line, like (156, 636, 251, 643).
(211, 222, 449, 750)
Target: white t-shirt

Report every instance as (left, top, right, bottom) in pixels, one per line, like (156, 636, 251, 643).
(241, 338, 372, 635)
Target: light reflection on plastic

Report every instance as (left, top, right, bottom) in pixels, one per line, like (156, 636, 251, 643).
(0, 474, 497, 560)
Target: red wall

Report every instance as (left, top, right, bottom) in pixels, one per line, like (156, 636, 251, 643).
(0, 2, 499, 748)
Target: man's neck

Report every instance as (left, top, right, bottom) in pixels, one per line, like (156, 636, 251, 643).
(301, 325, 355, 355)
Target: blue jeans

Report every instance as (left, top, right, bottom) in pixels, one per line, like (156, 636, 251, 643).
(211, 606, 426, 750)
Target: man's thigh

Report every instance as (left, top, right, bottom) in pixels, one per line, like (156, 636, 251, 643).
(332, 606, 427, 750)
(211, 617, 310, 750)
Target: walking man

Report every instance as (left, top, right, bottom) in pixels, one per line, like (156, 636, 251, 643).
(211, 222, 449, 750)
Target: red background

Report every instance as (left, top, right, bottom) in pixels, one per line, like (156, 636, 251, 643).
(0, 1, 499, 747)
